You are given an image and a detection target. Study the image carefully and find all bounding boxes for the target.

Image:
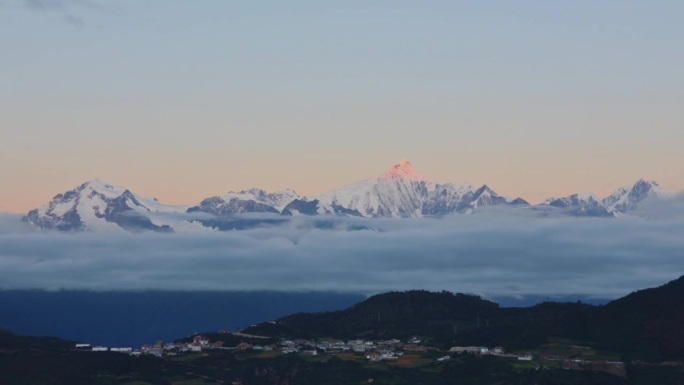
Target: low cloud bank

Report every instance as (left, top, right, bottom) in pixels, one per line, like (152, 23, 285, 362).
(1, 204, 684, 299)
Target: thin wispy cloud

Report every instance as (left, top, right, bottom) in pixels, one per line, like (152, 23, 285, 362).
(24, 0, 107, 11)
(63, 13, 83, 27)
(23, 0, 112, 27)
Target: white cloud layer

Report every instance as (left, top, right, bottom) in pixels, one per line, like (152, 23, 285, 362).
(1, 200, 684, 299)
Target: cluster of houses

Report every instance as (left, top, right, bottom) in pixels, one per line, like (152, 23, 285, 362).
(273, 337, 538, 363)
(71, 329, 631, 380)
(447, 346, 532, 361)
(74, 332, 536, 363)
(74, 343, 134, 354)
(73, 335, 213, 357)
(274, 335, 437, 359)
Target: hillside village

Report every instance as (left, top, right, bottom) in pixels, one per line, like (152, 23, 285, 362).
(72, 325, 629, 377)
(76, 331, 509, 359)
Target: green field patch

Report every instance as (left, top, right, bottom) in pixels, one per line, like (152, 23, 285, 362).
(519, 337, 621, 362)
(511, 360, 537, 372)
(169, 352, 207, 362)
(120, 382, 154, 385)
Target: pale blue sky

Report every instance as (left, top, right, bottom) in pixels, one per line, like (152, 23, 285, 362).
(1, 1, 683, 212)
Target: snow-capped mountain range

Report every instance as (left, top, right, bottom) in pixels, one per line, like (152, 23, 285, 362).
(22, 161, 670, 232)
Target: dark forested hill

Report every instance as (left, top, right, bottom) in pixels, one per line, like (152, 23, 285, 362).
(245, 276, 684, 361)
(593, 276, 684, 361)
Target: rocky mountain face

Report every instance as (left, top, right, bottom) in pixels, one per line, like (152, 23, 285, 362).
(602, 179, 666, 213)
(538, 180, 666, 218)
(186, 161, 527, 219)
(23, 180, 174, 233)
(540, 193, 614, 218)
(188, 196, 281, 215)
(318, 160, 528, 217)
(21, 162, 671, 232)
(280, 199, 363, 217)
(187, 189, 299, 216)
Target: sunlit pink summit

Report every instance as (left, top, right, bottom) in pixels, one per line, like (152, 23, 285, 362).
(382, 160, 425, 180)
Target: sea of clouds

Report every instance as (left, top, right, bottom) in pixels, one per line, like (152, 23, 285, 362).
(1, 194, 684, 300)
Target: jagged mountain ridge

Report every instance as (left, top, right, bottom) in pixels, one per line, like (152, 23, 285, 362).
(280, 199, 363, 217)
(188, 189, 361, 217)
(187, 188, 299, 216)
(602, 179, 666, 213)
(538, 179, 666, 217)
(185, 160, 528, 219)
(540, 193, 614, 217)
(23, 179, 176, 233)
(22, 161, 670, 232)
(317, 160, 528, 217)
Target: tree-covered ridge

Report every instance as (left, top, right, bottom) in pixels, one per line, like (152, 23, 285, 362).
(245, 276, 684, 361)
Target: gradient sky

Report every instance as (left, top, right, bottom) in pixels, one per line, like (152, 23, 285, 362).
(1, 0, 683, 213)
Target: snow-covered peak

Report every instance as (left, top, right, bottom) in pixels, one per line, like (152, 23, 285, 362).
(602, 179, 667, 213)
(632, 179, 666, 197)
(24, 180, 181, 232)
(88, 178, 115, 189)
(188, 188, 301, 217)
(317, 161, 521, 217)
(540, 192, 612, 217)
(381, 160, 425, 180)
(318, 161, 431, 217)
(77, 179, 129, 199)
(575, 192, 600, 202)
(543, 192, 600, 204)
(221, 188, 300, 211)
